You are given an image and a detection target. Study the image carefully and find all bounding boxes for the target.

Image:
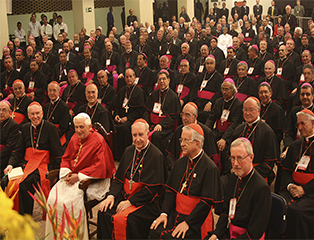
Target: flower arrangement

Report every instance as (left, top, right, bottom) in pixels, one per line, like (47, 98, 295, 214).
(28, 183, 82, 240)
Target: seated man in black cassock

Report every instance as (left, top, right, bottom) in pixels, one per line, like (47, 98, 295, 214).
(218, 46, 239, 79)
(143, 70, 181, 155)
(78, 83, 115, 133)
(8, 80, 32, 126)
(97, 119, 167, 239)
(280, 109, 314, 239)
(113, 68, 146, 159)
(228, 97, 279, 184)
(1, 101, 62, 215)
(0, 100, 19, 178)
(258, 82, 286, 144)
(207, 137, 271, 240)
(166, 102, 218, 172)
(61, 69, 86, 116)
(96, 70, 116, 112)
(44, 81, 70, 147)
(150, 123, 223, 239)
(134, 53, 153, 96)
(246, 45, 265, 81)
(0, 56, 21, 99)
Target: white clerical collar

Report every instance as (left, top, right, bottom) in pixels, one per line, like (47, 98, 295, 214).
(225, 96, 234, 102)
(247, 116, 260, 126)
(17, 93, 26, 100)
(303, 103, 313, 109)
(136, 140, 150, 152)
(305, 133, 314, 141)
(51, 97, 59, 104)
(262, 99, 271, 106)
(88, 101, 97, 108)
(160, 87, 169, 92)
(189, 149, 203, 162)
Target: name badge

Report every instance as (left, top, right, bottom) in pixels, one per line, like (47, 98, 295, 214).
(16, 68, 21, 72)
(300, 74, 305, 82)
(106, 59, 111, 66)
(177, 84, 183, 94)
(122, 98, 128, 108)
(224, 68, 230, 75)
(75, 47, 79, 51)
(297, 155, 310, 171)
(159, 46, 162, 51)
(97, 98, 102, 104)
(135, 77, 139, 84)
(229, 198, 237, 220)
(29, 81, 35, 89)
(198, 65, 204, 73)
(85, 66, 90, 73)
(58, 48, 62, 53)
(64, 69, 67, 75)
(201, 80, 208, 89)
(248, 67, 254, 75)
(166, 50, 170, 55)
(245, 32, 249, 37)
(277, 67, 282, 76)
(221, 109, 230, 122)
(5, 84, 8, 89)
(153, 102, 161, 114)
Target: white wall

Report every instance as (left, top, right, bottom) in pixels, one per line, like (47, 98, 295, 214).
(7, 6, 124, 41)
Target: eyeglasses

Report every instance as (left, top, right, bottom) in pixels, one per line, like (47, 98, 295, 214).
(180, 64, 189, 67)
(180, 112, 194, 118)
(296, 120, 310, 128)
(229, 154, 251, 163)
(179, 138, 195, 144)
(243, 108, 258, 113)
(221, 87, 231, 92)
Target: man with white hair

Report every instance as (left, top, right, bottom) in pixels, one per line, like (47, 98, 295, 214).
(0, 100, 19, 178)
(150, 123, 223, 239)
(2, 101, 62, 215)
(228, 97, 279, 184)
(45, 112, 116, 240)
(280, 109, 314, 239)
(282, 5, 297, 32)
(174, 43, 195, 72)
(207, 137, 271, 240)
(195, 45, 209, 75)
(97, 119, 167, 239)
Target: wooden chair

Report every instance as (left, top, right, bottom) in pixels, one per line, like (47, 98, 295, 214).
(46, 122, 115, 239)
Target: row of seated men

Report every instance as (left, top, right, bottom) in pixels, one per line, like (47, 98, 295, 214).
(0, 93, 313, 239)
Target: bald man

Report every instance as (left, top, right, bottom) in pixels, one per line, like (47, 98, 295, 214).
(0, 100, 19, 178)
(97, 70, 117, 112)
(78, 83, 115, 133)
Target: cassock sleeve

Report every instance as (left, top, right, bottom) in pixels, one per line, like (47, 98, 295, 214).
(8, 130, 27, 168)
(49, 124, 63, 169)
(0, 123, 20, 166)
(34, 74, 47, 97)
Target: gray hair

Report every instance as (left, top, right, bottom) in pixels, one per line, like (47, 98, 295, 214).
(296, 111, 314, 121)
(131, 121, 149, 133)
(205, 55, 216, 65)
(222, 81, 238, 94)
(182, 125, 204, 149)
(231, 138, 253, 155)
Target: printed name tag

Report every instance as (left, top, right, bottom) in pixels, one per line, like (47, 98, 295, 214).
(135, 77, 139, 84)
(106, 59, 111, 66)
(297, 155, 310, 170)
(277, 68, 282, 76)
(229, 198, 237, 220)
(75, 47, 79, 51)
(29, 81, 35, 89)
(85, 66, 90, 73)
(177, 84, 183, 93)
(201, 80, 208, 89)
(64, 69, 67, 75)
(198, 65, 204, 73)
(248, 67, 254, 75)
(300, 74, 305, 82)
(153, 102, 161, 113)
(221, 109, 230, 122)
(245, 33, 249, 37)
(224, 68, 230, 75)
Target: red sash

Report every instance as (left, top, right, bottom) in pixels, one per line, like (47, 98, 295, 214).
(176, 85, 190, 100)
(165, 55, 173, 68)
(11, 148, 50, 212)
(106, 65, 116, 73)
(277, 76, 288, 82)
(54, 124, 66, 145)
(292, 171, 314, 186)
(274, 49, 278, 54)
(216, 119, 231, 132)
(26, 88, 39, 100)
(10, 112, 25, 124)
(150, 112, 166, 125)
(60, 84, 68, 97)
(224, 74, 235, 79)
(175, 193, 213, 239)
(67, 102, 76, 110)
(112, 179, 144, 240)
(229, 223, 265, 239)
(244, 37, 252, 42)
(154, 83, 160, 91)
(101, 102, 107, 108)
(235, 92, 248, 102)
(82, 72, 95, 82)
(197, 90, 215, 100)
(0, 144, 5, 151)
(249, 75, 259, 81)
(113, 73, 119, 91)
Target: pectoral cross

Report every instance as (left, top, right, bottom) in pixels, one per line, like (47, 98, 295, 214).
(125, 105, 129, 113)
(180, 181, 187, 193)
(129, 179, 135, 190)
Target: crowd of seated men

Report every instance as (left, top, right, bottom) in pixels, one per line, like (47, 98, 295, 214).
(1, 0, 314, 238)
